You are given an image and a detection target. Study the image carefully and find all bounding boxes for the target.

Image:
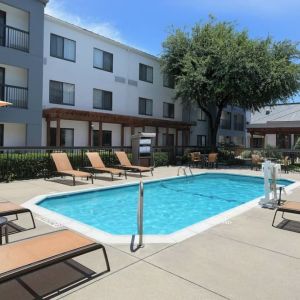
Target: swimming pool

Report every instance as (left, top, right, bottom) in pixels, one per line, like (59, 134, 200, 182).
(37, 173, 292, 235)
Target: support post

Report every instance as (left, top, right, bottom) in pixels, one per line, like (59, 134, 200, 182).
(56, 118, 60, 147)
(88, 121, 92, 147)
(98, 122, 103, 146)
(121, 124, 124, 148)
(46, 118, 51, 146)
(155, 127, 159, 146)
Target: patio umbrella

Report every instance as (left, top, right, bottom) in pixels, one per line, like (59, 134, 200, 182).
(0, 100, 12, 107)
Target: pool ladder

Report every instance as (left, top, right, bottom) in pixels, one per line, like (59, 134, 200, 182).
(137, 180, 144, 248)
(177, 166, 193, 176)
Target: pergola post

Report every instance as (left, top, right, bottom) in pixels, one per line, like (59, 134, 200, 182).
(56, 118, 60, 147)
(88, 121, 92, 147)
(98, 122, 103, 147)
(46, 118, 51, 146)
(121, 124, 125, 147)
(155, 127, 159, 146)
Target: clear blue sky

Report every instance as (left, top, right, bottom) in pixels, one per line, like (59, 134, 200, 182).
(46, 0, 300, 56)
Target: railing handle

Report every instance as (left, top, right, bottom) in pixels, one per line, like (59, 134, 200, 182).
(137, 180, 144, 248)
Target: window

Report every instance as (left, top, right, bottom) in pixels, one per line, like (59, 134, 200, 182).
(163, 134, 174, 146)
(49, 80, 75, 105)
(93, 48, 113, 72)
(163, 102, 175, 119)
(93, 89, 112, 110)
(163, 73, 175, 89)
(0, 124, 3, 147)
(234, 114, 244, 131)
(50, 34, 76, 62)
(220, 111, 231, 130)
(139, 97, 153, 116)
(197, 109, 206, 121)
(197, 135, 207, 147)
(92, 130, 112, 146)
(139, 63, 153, 83)
(252, 137, 264, 148)
(276, 134, 291, 149)
(49, 128, 74, 147)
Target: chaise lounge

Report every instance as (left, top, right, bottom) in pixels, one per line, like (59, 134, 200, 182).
(272, 201, 300, 227)
(51, 153, 94, 185)
(86, 152, 127, 180)
(115, 151, 153, 177)
(0, 230, 110, 284)
(0, 201, 36, 230)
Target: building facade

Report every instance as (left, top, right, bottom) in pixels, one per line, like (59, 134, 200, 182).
(247, 103, 300, 149)
(0, 0, 247, 148)
(0, 0, 47, 146)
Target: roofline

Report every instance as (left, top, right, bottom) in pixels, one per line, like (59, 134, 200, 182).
(39, 0, 49, 5)
(262, 102, 300, 108)
(44, 14, 159, 62)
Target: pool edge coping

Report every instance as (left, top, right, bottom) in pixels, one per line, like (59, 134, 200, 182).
(22, 172, 300, 244)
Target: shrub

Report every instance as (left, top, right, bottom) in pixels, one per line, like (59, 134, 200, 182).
(154, 152, 169, 167)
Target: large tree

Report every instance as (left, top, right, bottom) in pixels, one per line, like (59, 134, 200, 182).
(160, 17, 300, 150)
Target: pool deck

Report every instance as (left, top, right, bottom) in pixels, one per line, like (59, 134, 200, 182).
(1, 167, 300, 299)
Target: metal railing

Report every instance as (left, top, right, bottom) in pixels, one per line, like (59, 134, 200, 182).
(0, 24, 29, 52)
(137, 180, 144, 248)
(0, 84, 28, 109)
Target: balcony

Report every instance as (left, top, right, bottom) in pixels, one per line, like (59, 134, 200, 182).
(0, 24, 29, 53)
(0, 84, 28, 109)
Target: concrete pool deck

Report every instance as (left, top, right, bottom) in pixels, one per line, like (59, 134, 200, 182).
(1, 166, 300, 299)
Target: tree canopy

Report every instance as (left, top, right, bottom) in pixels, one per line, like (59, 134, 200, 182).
(160, 17, 300, 149)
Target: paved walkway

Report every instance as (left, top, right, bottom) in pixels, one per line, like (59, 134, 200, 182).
(1, 167, 300, 299)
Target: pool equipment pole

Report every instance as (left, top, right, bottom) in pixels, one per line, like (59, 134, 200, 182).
(137, 180, 144, 248)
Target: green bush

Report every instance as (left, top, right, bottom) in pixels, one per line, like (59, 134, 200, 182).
(154, 152, 169, 167)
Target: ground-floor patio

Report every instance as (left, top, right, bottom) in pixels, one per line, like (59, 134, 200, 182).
(1, 167, 300, 299)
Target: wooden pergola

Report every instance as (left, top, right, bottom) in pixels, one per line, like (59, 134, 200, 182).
(43, 108, 193, 147)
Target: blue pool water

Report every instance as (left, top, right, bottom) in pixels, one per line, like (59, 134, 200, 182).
(39, 173, 292, 235)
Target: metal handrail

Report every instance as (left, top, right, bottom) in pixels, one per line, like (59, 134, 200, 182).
(137, 180, 144, 248)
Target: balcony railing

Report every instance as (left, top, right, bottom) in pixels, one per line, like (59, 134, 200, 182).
(0, 24, 29, 52)
(0, 84, 28, 109)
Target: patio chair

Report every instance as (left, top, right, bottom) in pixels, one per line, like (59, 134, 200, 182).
(207, 153, 218, 168)
(115, 151, 153, 177)
(0, 229, 110, 284)
(51, 153, 93, 185)
(189, 152, 202, 168)
(272, 201, 300, 227)
(251, 154, 262, 170)
(86, 152, 127, 180)
(0, 201, 36, 230)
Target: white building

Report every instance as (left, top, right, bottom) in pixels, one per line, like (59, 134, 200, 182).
(0, 0, 247, 148)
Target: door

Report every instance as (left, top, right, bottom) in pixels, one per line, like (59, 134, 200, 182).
(0, 67, 4, 100)
(0, 10, 6, 47)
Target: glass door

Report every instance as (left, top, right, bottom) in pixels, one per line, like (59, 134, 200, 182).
(0, 10, 6, 47)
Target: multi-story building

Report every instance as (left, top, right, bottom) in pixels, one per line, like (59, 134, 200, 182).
(0, 0, 247, 149)
(0, 0, 47, 146)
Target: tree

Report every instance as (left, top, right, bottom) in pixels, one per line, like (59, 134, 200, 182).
(160, 17, 300, 151)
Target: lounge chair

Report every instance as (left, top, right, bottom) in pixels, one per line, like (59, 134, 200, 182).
(189, 152, 202, 168)
(0, 229, 110, 284)
(272, 201, 300, 227)
(51, 153, 93, 185)
(86, 152, 127, 180)
(0, 201, 36, 230)
(115, 151, 153, 177)
(207, 153, 218, 168)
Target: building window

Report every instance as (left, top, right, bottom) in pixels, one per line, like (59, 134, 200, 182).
(139, 63, 153, 83)
(197, 135, 207, 147)
(163, 102, 175, 119)
(163, 73, 175, 89)
(49, 80, 75, 105)
(0, 124, 3, 146)
(92, 130, 112, 146)
(252, 137, 264, 148)
(197, 109, 206, 121)
(276, 134, 291, 149)
(139, 97, 153, 116)
(49, 128, 74, 147)
(163, 134, 174, 146)
(294, 134, 300, 149)
(93, 48, 113, 72)
(93, 89, 112, 110)
(220, 111, 231, 130)
(234, 114, 244, 131)
(50, 34, 76, 62)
